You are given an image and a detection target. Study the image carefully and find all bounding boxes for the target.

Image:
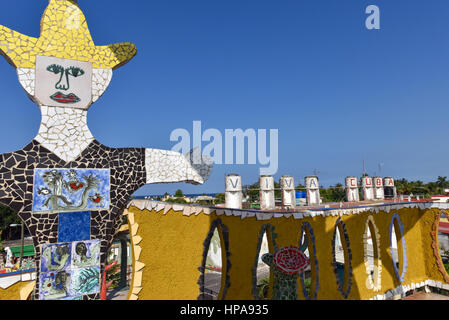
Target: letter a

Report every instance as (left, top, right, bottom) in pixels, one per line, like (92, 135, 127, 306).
(365, 5, 380, 30)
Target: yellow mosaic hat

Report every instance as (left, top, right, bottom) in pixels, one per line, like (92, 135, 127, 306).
(0, 0, 136, 70)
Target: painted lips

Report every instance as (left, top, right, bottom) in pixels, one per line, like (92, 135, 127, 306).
(50, 92, 80, 104)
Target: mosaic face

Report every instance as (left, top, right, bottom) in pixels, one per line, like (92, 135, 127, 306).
(35, 55, 93, 109)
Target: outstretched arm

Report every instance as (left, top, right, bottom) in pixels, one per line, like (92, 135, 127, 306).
(145, 148, 212, 185)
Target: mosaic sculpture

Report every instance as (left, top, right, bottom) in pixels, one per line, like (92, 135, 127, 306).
(262, 246, 309, 300)
(0, 0, 212, 300)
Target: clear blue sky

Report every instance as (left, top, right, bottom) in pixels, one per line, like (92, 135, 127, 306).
(1, 0, 449, 196)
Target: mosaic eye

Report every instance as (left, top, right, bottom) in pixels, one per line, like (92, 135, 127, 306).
(66, 66, 85, 78)
(46, 64, 63, 74)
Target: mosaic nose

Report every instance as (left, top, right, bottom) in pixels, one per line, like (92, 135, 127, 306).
(55, 72, 70, 91)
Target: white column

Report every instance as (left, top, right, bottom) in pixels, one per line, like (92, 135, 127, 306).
(305, 176, 321, 206)
(280, 175, 296, 209)
(225, 174, 243, 209)
(361, 176, 375, 201)
(260, 175, 275, 210)
(345, 176, 360, 202)
(373, 177, 385, 200)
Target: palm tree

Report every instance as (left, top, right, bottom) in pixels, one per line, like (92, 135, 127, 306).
(437, 176, 449, 194)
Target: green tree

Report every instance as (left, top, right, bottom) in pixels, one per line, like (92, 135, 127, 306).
(215, 193, 225, 204)
(437, 176, 449, 194)
(167, 197, 187, 204)
(244, 182, 260, 204)
(320, 184, 345, 202)
(0, 204, 20, 240)
(174, 189, 184, 198)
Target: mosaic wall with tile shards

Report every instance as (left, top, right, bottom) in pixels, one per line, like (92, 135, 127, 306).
(0, 139, 146, 299)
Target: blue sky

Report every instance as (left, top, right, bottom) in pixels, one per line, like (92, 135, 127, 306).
(1, 0, 449, 196)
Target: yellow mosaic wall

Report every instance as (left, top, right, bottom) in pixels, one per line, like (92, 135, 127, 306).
(0, 204, 445, 300)
(125, 203, 447, 300)
(0, 280, 34, 300)
(0, 0, 136, 69)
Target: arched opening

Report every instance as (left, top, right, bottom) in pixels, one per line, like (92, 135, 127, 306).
(299, 222, 318, 300)
(105, 224, 132, 300)
(332, 218, 352, 298)
(430, 211, 449, 296)
(389, 213, 407, 283)
(437, 211, 449, 268)
(203, 227, 222, 300)
(364, 216, 381, 291)
(198, 219, 230, 300)
(253, 224, 276, 300)
(0, 204, 36, 277)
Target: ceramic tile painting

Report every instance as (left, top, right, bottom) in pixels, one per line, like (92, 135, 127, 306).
(39, 240, 101, 300)
(33, 168, 110, 213)
(71, 240, 101, 269)
(40, 243, 71, 273)
(70, 266, 101, 296)
(39, 270, 72, 300)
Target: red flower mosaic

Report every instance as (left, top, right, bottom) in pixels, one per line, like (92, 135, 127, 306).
(274, 246, 310, 275)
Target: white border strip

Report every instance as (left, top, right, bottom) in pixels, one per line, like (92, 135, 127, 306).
(128, 200, 443, 221)
(370, 279, 449, 300)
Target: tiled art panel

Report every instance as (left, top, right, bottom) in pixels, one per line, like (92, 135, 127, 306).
(39, 240, 101, 300)
(33, 168, 110, 213)
(58, 211, 91, 242)
(39, 270, 72, 300)
(70, 266, 100, 296)
(41, 243, 72, 273)
(71, 240, 101, 269)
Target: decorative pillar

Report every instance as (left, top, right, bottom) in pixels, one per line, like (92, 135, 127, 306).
(373, 177, 384, 200)
(305, 176, 320, 206)
(225, 174, 243, 209)
(280, 176, 296, 209)
(260, 175, 275, 211)
(345, 176, 360, 202)
(384, 177, 397, 199)
(361, 176, 375, 201)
